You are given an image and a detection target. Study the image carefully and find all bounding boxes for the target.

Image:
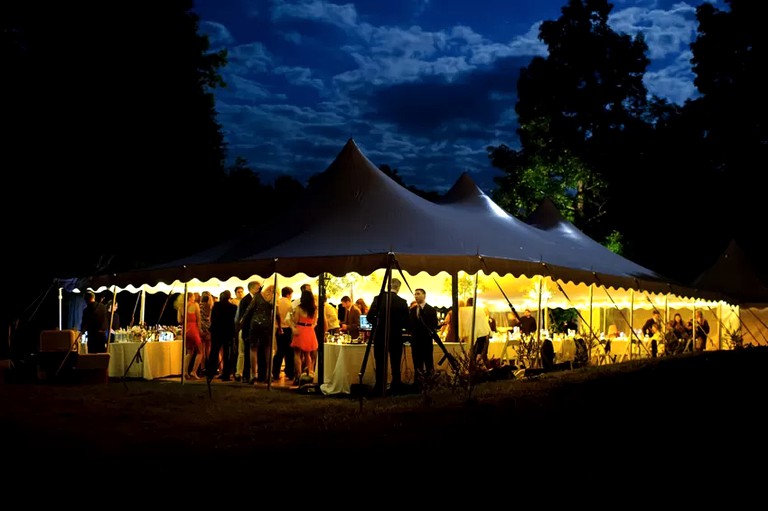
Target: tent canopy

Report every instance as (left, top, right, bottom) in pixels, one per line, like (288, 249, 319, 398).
(692, 239, 768, 305)
(78, 140, 725, 303)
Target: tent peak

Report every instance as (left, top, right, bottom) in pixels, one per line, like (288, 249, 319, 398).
(526, 198, 562, 229)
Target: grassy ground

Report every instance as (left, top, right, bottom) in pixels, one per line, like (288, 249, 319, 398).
(2, 348, 766, 491)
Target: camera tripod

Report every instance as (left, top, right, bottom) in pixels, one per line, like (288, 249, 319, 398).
(358, 257, 458, 397)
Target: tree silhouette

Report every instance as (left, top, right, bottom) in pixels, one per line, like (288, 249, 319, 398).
(686, 0, 768, 277)
(490, 0, 653, 243)
(1, 1, 228, 341)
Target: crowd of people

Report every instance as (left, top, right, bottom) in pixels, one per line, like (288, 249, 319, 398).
(81, 280, 715, 392)
(161, 281, 370, 387)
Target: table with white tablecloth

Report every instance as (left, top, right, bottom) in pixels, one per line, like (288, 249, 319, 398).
(321, 341, 465, 395)
(108, 341, 184, 380)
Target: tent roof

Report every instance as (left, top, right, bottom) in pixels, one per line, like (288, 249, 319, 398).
(81, 140, 724, 302)
(438, 177, 688, 292)
(692, 239, 768, 304)
(524, 198, 661, 279)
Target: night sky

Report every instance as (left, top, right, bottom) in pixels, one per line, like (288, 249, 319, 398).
(193, 0, 720, 193)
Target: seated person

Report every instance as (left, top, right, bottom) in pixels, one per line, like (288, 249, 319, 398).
(572, 337, 589, 368)
(540, 337, 555, 372)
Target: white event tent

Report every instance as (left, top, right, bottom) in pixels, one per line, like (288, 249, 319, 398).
(59, 139, 732, 379)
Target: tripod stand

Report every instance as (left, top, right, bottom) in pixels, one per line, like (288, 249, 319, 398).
(359, 257, 458, 397)
(122, 335, 149, 383)
(53, 330, 83, 379)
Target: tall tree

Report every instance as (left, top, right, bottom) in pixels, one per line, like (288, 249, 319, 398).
(686, 0, 768, 278)
(1, 1, 228, 340)
(490, 0, 653, 242)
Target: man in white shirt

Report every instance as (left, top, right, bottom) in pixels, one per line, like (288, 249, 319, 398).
(459, 297, 491, 367)
(272, 286, 294, 381)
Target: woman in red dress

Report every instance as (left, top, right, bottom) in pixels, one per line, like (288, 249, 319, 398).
(178, 292, 204, 380)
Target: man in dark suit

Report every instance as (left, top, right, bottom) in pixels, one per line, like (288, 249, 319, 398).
(81, 291, 108, 353)
(340, 295, 361, 340)
(519, 308, 537, 336)
(235, 281, 260, 383)
(368, 277, 409, 395)
(407, 288, 439, 386)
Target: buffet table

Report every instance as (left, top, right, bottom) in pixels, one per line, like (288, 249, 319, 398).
(108, 341, 184, 380)
(321, 341, 465, 395)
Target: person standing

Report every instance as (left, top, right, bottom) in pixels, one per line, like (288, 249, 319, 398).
(272, 286, 294, 381)
(199, 291, 213, 376)
(288, 288, 319, 384)
(247, 284, 275, 384)
(407, 288, 439, 385)
(355, 298, 368, 315)
(642, 309, 662, 357)
(642, 310, 662, 337)
(207, 289, 238, 381)
(178, 292, 203, 380)
(519, 308, 537, 337)
(324, 300, 341, 335)
(368, 277, 409, 395)
(232, 286, 244, 306)
(440, 306, 458, 343)
(81, 291, 108, 353)
(339, 296, 361, 340)
(690, 310, 710, 352)
(106, 300, 121, 343)
(235, 281, 260, 383)
(459, 297, 492, 367)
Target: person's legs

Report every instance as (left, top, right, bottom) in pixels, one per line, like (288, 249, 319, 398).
(424, 337, 435, 375)
(257, 337, 270, 382)
(292, 348, 303, 384)
(278, 331, 294, 379)
(206, 337, 222, 377)
(373, 337, 386, 393)
(389, 336, 403, 385)
(249, 344, 258, 384)
(411, 337, 425, 382)
(272, 331, 287, 380)
(235, 333, 245, 380)
(242, 335, 252, 382)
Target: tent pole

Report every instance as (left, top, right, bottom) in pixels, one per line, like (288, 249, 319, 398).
(317, 271, 326, 388)
(58, 286, 63, 331)
(588, 284, 593, 336)
(181, 283, 188, 384)
(718, 301, 723, 351)
(535, 277, 543, 368)
(451, 273, 458, 342)
(268, 269, 278, 391)
(383, 257, 393, 396)
(108, 285, 117, 341)
(140, 289, 146, 326)
(629, 289, 635, 359)
(469, 271, 479, 379)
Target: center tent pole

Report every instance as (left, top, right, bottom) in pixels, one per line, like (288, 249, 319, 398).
(469, 271, 479, 376)
(181, 283, 188, 384)
(268, 265, 279, 391)
(317, 271, 326, 388)
(535, 276, 543, 368)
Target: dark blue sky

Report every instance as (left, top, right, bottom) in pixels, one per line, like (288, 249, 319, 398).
(193, 0, 722, 194)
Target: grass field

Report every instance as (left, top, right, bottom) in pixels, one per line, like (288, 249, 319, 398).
(2, 347, 766, 490)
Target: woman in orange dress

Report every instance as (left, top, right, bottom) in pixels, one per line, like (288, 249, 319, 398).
(289, 289, 318, 385)
(178, 292, 203, 380)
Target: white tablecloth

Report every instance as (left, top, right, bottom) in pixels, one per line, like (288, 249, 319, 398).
(320, 341, 465, 395)
(552, 338, 577, 362)
(108, 341, 183, 380)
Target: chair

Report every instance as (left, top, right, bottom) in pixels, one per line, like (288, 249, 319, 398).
(611, 339, 629, 363)
(500, 332, 521, 365)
